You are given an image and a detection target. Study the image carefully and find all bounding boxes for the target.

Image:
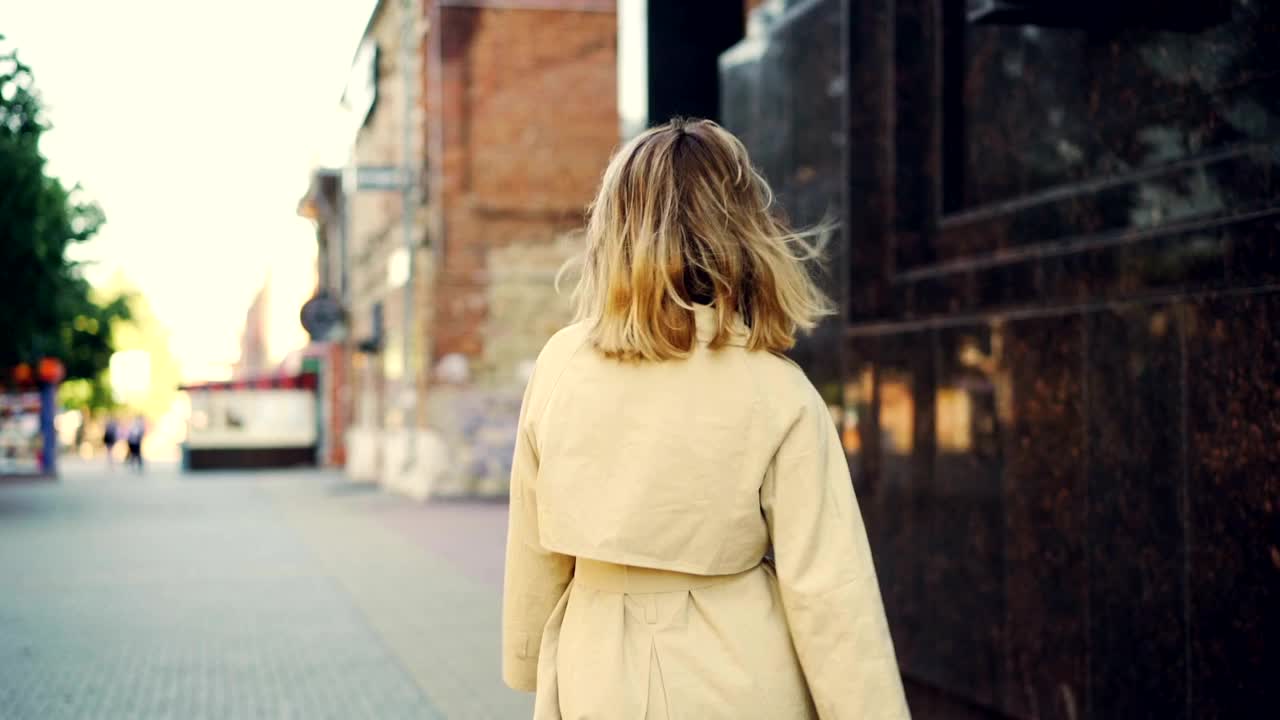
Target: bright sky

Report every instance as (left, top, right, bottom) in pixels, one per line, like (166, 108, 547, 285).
(1, 0, 375, 381)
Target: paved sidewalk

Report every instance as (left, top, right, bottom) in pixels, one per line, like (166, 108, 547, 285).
(0, 463, 531, 719)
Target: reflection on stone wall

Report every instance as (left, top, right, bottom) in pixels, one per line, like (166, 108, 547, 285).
(720, 0, 848, 392)
(961, 5, 1280, 211)
(723, 0, 1280, 717)
(837, 296, 1280, 719)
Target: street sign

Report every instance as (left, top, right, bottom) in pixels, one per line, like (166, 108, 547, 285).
(300, 292, 345, 341)
(349, 165, 407, 192)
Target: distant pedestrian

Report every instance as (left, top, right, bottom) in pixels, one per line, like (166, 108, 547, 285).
(102, 417, 119, 468)
(502, 119, 909, 719)
(75, 408, 87, 454)
(125, 417, 145, 473)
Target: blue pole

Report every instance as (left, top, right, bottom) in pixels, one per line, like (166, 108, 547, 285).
(39, 381, 57, 477)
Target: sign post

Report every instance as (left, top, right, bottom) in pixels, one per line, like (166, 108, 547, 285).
(398, 0, 418, 472)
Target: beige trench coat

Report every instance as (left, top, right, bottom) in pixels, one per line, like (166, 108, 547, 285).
(503, 305, 910, 719)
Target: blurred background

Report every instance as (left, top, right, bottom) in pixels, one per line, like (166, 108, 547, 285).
(1, 0, 1277, 718)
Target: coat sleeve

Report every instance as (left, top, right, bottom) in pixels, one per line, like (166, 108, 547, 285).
(502, 365, 575, 692)
(762, 384, 911, 719)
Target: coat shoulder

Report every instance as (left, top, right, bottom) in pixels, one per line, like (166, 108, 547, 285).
(525, 322, 591, 414)
(740, 350, 825, 433)
(536, 321, 591, 370)
(747, 350, 819, 401)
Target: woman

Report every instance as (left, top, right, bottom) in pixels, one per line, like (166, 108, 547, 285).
(503, 118, 909, 719)
(102, 416, 119, 468)
(125, 416, 145, 473)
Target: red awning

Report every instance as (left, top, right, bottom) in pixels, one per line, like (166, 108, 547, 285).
(179, 371, 318, 393)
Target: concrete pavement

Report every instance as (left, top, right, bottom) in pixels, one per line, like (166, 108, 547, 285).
(0, 461, 532, 719)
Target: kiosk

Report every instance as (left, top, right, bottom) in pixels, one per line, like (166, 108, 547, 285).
(180, 372, 319, 471)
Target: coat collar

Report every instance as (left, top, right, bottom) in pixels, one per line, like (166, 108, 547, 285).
(692, 303, 750, 347)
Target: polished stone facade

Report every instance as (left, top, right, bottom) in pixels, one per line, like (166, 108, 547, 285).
(722, 1, 1279, 717)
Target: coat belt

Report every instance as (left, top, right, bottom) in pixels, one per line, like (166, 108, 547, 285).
(574, 557, 759, 594)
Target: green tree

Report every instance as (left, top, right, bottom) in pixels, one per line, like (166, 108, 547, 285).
(0, 37, 129, 388)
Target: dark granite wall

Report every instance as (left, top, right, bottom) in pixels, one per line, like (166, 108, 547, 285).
(720, 0, 849, 394)
(722, 1, 1279, 717)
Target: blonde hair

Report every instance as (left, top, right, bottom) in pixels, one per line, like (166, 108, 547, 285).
(563, 117, 834, 361)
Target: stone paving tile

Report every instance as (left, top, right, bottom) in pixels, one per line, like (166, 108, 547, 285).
(376, 499, 511, 591)
(0, 468, 486, 719)
(262, 477, 533, 720)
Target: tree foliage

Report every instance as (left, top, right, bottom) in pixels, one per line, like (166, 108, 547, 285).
(0, 37, 130, 389)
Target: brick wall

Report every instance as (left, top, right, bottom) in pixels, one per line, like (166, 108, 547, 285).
(484, 235, 580, 382)
(428, 6, 617, 379)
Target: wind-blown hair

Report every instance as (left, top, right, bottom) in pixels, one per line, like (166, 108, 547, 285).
(562, 117, 834, 361)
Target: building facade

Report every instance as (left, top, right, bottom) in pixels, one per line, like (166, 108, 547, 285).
(419, 0, 617, 495)
(306, 0, 618, 496)
(337, 0, 431, 492)
(298, 169, 351, 467)
(629, 0, 1279, 716)
(232, 280, 270, 379)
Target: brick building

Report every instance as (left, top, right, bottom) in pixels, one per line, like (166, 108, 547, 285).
(419, 0, 617, 495)
(305, 0, 617, 496)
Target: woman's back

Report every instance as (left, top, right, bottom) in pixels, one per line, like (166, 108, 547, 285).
(502, 118, 910, 719)
(528, 309, 808, 575)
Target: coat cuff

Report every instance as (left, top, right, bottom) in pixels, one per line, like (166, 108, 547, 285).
(503, 657, 538, 693)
